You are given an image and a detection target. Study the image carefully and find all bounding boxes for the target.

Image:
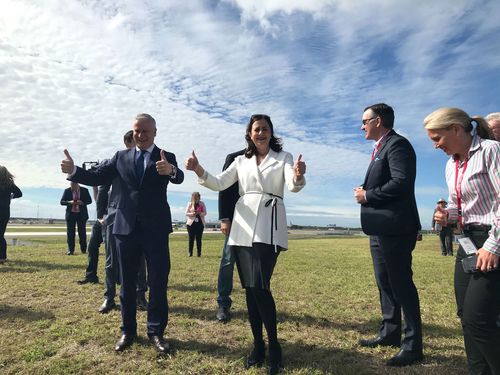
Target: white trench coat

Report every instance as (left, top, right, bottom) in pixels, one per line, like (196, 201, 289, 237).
(199, 149, 305, 249)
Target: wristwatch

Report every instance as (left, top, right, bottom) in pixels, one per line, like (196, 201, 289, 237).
(169, 165, 177, 178)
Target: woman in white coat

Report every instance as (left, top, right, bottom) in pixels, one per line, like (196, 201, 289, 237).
(185, 114, 306, 375)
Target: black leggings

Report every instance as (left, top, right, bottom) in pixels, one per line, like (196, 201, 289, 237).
(246, 287, 278, 346)
(0, 210, 9, 260)
(187, 220, 204, 256)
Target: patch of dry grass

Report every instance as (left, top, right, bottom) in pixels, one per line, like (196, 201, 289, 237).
(0, 233, 464, 374)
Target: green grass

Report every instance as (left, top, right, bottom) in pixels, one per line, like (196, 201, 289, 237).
(0, 234, 465, 374)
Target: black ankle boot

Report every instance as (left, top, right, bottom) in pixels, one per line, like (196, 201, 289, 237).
(245, 341, 265, 368)
(268, 342, 282, 375)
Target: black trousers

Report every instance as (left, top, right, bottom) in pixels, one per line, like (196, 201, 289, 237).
(369, 234, 423, 352)
(187, 220, 204, 256)
(0, 209, 9, 260)
(103, 222, 148, 301)
(439, 226, 454, 255)
(85, 221, 103, 279)
(115, 222, 170, 336)
(66, 212, 87, 253)
(455, 229, 500, 375)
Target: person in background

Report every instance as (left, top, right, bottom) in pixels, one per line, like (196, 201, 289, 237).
(98, 130, 149, 314)
(185, 114, 306, 375)
(0, 166, 22, 264)
(425, 107, 500, 375)
(355, 103, 423, 367)
(216, 149, 245, 323)
(432, 198, 454, 256)
(185, 192, 206, 257)
(77, 186, 102, 284)
(60, 182, 92, 255)
(485, 112, 500, 141)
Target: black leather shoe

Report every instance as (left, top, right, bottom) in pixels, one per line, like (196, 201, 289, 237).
(148, 335, 170, 354)
(77, 277, 99, 285)
(99, 299, 116, 313)
(216, 306, 230, 322)
(359, 336, 400, 348)
(136, 293, 148, 311)
(268, 342, 282, 375)
(81, 249, 87, 254)
(245, 341, 265, 368)
(66, 250, 74, 255)
(115, 334, 136, 352)
(386, 349, 423, 367)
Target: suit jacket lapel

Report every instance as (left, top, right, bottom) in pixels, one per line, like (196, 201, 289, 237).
(146, 146, 160, 175)
(363, 130, 395, 186)
(259, 150, 279, 174)
(248, 154, 265, 192)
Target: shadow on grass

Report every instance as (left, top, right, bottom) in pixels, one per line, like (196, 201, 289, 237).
(170, 305, 462, 342)
(0, 259, 83, 273)
(139, 336, 465, 374)
(168, 283, 216, 293)
(0, 304, 55, 322)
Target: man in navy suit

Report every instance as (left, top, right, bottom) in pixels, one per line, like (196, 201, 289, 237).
(61, 113, 184, 354)
(354, 103, 423, 367)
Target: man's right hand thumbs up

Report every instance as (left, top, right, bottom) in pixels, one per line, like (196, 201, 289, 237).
(61, 149, 75, 174)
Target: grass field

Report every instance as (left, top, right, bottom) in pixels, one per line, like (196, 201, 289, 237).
(0, 233, 465, 374)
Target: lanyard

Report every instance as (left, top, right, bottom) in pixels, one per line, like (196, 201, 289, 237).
(454, 158, 468, 229)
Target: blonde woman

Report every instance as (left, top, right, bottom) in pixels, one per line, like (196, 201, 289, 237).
(425, 107, 500, 374)
(0, 166, 22, 263)
(185, 192, 206, 257)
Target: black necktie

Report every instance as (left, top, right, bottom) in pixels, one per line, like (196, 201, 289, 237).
(136, 150, 146, 182)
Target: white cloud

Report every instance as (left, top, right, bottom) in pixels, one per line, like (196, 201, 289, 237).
(1, 0, 499, 226)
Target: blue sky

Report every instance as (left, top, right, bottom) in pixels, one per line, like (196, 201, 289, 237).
(2, 0, 499, 228)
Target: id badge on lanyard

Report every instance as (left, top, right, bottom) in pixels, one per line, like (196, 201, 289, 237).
(454, 158, 468, 235)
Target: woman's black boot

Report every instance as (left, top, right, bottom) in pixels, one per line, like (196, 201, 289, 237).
(268, 341, 282, 375)
(246, 340, 265, 368)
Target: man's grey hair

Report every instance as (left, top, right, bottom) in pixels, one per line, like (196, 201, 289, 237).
(485, 112, 500, 122)
(135, 113, 156, 127)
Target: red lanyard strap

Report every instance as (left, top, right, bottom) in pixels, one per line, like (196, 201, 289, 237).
(454, 158, 468, 228)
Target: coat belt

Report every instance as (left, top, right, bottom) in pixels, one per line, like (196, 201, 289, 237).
(244, 191, 283, 252)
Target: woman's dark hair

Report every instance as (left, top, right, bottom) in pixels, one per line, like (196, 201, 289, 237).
(0, 166, 14, 194)
(244, 114, 283, 158)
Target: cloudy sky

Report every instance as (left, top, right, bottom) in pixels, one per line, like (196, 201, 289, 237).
(2, 0, 499, 228)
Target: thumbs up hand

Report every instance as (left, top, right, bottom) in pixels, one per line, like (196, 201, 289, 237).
(61, 149, 75, 174)
(433, 204, 448, 227)
(185, 150, 199, 171)
(156, 149, 174, 175)
(293, 154, 306, 181)
(185, 150, 204, 177)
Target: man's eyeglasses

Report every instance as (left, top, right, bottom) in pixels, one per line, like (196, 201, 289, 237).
(362, 117, 378, 125)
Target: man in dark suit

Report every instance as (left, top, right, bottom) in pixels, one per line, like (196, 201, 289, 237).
(354, 103, 423, 367)
(216, 149, 245, 322)
(98, 130, 148, 314)
(60, 113, 184, 354)
(60, 182, 92, 255)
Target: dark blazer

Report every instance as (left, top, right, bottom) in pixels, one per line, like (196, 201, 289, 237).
(0, 184, 22, 209)
(96, 183, 110, 220)
(70, 146, 184, 235)
(60, 186, 92, 221)
(360, 130, 421, 236)
(218, 149, 245, 221)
